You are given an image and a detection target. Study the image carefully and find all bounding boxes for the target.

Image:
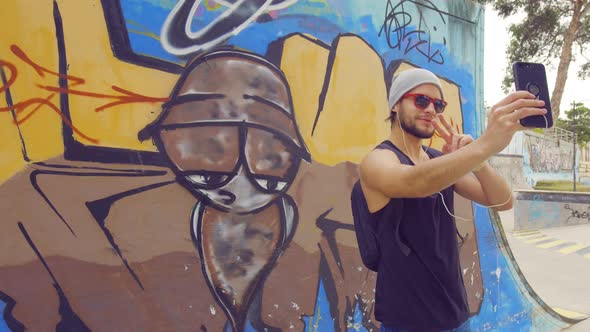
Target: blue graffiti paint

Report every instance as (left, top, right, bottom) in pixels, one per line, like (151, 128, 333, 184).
(468, 206, 563, 331)
(347, 301, 369, 332)
(469, 206, 532, 330)
(301, 279, 369, 332)
(0, 300, 9, 332)
(120, 0, 180, 63)
(303, 279, 335, 332)
(227, 15, 346, 55)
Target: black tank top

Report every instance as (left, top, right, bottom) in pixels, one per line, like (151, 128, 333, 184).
(372, 140, 469, 330)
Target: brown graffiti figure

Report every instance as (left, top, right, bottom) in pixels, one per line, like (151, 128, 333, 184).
(139, 49, 311, 331)
(0, 48, 373, 332)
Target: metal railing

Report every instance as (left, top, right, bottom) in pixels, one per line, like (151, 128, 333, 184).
(544, 127, 574, 143)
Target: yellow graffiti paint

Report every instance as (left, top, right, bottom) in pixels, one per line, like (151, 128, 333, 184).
(281, 34, 390, 166)
(127, 20, 161, 41)
(205, 0, 223, 11)
(310, 35, 390, 166)
(277, 34, 330, 161)
(279, 35, 465, 166)
(58, 1, 177, 150)
(1, 1, 180, 183)
(1, 0, 63, 182)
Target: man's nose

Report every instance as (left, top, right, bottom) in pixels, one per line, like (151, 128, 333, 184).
(424, 102, 437, 114)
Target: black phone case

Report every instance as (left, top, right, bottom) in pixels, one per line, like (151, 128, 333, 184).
(512, 62, 553, 128)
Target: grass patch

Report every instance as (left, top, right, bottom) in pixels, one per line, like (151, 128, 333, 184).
(533, 180, 590, 192)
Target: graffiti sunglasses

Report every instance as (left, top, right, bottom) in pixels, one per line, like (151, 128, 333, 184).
(402, 93, 447, 113)
(156, 122, 301, 193)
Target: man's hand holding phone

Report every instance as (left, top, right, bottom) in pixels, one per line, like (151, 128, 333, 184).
(512, 62, 553, 128)
(480, 91, 547, 155)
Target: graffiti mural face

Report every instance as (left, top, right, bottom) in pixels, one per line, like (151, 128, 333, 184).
(134, 51, 311, 330)
(144, 54, 305, 212)
(162, 126, 297, 211)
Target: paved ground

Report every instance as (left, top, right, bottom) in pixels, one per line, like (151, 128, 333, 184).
(498, 209, 590, 331)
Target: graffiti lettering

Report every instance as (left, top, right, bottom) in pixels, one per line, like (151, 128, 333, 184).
(0, 45, 170, 144)
(0, 49, 99, 143)
(564, 204, 590, 225)
(379, 0, 446, 64)
(37, 85, 170, 113)
(527, 134, 573, 172)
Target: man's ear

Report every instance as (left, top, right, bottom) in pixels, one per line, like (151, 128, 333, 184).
(391, 103, 399, 114)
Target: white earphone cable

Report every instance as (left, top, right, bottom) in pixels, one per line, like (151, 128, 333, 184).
(397, 112, 548, 222)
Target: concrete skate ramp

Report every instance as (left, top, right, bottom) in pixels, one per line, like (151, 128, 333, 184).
(477, 208, 587, 330)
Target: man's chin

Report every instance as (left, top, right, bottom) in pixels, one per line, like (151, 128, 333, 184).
(409, 128, 434, 139)
(401, 121, 434, 139)
(422, 130, 435, 139)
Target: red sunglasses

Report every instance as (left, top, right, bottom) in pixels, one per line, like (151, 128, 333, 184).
(402, 93, 447, 113)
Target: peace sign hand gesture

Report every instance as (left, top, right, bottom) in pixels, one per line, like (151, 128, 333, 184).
(432, 114, 474, 155)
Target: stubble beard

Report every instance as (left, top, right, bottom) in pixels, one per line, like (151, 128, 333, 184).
(399, 108, 435, 139)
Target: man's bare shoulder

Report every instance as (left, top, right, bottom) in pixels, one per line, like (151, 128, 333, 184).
(360, 147, 401, 180)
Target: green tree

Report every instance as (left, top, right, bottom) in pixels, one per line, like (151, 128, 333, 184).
(556, 102, 590, 147)
(475, 0, 590, 118)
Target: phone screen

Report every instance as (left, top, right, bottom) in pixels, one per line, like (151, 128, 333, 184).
(512, 62, 553, 128)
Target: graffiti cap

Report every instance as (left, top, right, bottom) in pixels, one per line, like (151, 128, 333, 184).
(138, 49, 311, 162)
(388, 68, 444, 111)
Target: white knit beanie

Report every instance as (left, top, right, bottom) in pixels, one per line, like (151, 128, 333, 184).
(388, 68, 444, 111)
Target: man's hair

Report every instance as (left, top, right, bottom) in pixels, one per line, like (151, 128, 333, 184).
(386, 111, 396, 127)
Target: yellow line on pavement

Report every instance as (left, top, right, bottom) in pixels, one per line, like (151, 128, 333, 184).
(525, 236, 552, 244)
(513, 230, 539, 235)
(558, 244, 589, 254)
(552, 307, 589, 319)
(537, 240, 567, 249)
(515, 233, 543, 240)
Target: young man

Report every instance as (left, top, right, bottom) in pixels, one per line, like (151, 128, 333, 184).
(359, 68, 547, 331)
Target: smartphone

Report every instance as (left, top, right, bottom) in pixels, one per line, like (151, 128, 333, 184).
(512, 62, 553, 128)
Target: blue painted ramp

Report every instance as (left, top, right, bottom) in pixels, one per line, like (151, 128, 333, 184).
(467, 207, 584, 330)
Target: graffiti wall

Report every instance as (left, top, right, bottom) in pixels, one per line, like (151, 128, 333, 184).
(0, 0, 572, 331)
(489, 155, 531, 190)
(514, 190, 590, 230)
(527, 135, 574, 173)
(503, 131, 579, 186)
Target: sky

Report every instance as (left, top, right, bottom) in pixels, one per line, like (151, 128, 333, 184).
(483, 6, 590, 118)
